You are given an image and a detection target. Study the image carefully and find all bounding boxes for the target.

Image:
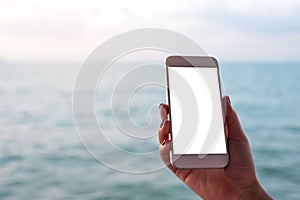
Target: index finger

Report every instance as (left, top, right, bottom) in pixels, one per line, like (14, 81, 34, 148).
(159, 103, 169, 120)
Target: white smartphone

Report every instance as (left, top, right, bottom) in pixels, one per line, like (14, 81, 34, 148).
(165, 56, 229, 168)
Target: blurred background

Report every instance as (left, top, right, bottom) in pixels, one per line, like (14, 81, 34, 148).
(0, 0, 299, 199)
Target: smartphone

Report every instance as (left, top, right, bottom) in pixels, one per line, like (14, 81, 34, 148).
(165, 56, 229, 168)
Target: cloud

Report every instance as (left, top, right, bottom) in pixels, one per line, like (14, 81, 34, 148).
(0, 0, 299, 62)
(0, 1, 86, 39)
(164, 0, 300, 35)
(204, 2, 300, 35)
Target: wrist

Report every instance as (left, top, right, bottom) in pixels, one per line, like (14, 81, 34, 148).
(237, 180, 272, 200)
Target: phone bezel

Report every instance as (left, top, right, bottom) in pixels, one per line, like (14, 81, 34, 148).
(165, 56, 229, 168)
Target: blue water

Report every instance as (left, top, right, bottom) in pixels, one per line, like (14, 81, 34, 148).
(0, 62, 299, 199)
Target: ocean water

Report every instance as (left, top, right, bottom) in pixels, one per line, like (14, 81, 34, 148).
(0, 62, 299, 199)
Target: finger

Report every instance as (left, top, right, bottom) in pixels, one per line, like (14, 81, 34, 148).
(224, 96, 248, 142)
(222, 96, 229, 140)
(159, 139, 176, 173)
(158, 120, 170, 144)
(159, 103, 169, 120)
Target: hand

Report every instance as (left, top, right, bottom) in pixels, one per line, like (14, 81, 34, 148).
(158, 96, 272, 200)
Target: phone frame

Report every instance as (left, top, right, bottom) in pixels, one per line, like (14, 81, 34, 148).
(165, 56, 229, 168)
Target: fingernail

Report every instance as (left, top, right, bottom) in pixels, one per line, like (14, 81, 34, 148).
(159, 103, 163, 109)
(227, 96, 231, 104)
(160, 119, 165, 128)
(161, 140, 166, 146)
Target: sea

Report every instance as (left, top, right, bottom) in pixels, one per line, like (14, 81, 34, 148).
(0, 61, 299, 199)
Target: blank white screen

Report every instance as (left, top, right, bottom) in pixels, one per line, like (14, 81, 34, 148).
(168, 67, 227, 154)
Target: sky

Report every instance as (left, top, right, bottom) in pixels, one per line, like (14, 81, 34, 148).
(0, 0, 300, 62)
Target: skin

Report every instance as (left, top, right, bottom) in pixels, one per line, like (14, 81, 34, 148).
(158, 96, 272, 200)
